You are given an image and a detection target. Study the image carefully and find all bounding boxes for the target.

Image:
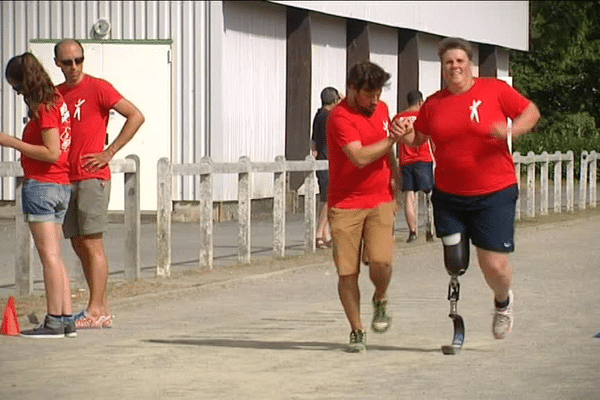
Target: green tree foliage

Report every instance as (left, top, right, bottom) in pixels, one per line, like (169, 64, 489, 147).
(510, 1, 600, 156)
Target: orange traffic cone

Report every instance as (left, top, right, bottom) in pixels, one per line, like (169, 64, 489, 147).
(1, 296, 21, 336)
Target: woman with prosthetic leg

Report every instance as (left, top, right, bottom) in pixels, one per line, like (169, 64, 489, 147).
(391, 37, 540, 353)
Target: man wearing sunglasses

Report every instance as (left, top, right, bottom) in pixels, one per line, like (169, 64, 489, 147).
(54, 39, 145, 329)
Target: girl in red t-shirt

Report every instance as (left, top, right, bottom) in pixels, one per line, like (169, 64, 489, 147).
(0, 52, 75, 338)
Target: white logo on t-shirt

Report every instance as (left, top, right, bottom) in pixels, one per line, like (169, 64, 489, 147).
(74, 98, 86, 121)
(469, 100, 482, 123)
(60, 126, 71, 151)
(60, 102, 70, 123)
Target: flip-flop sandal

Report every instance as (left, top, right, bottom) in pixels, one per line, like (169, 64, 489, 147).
(316, 238, 328, 249)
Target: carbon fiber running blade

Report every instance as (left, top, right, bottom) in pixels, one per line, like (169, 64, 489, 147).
(441, 313, 465, 355)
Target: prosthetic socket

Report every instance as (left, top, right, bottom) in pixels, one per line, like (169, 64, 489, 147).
(442, 232, 469, 311)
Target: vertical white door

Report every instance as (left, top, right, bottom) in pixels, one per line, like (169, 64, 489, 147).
(30, 42, 172, 211)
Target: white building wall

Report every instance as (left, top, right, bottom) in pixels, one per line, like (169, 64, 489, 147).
(310, 12, 347, 126)
(0, 0, 210, 203)
(496, 48, 510, 77)
(1, 0, 527, 205)
(369, 23, 399, 116)
(418, 33, 442, 99)
(213, 0, 287, 200)
(271, 1, 530, 51)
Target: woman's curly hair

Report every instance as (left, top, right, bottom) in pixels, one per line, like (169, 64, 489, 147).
(5, 52, 59, 119)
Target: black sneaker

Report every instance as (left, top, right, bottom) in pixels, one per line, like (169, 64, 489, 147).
(371, 298, 391, 333)
(63, 318, 77, 338)
(347, 329, 366, 353)
(20, 315, 65, 339)
(407, 232, 417, 243)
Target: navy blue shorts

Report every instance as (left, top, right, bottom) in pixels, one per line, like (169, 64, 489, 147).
(401, 162, 434, 192)
(316, 170, 329, 203)
(431, 185, 518, 253)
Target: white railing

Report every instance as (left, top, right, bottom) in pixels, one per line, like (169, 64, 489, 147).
(1, 156, 140, 295)
(156, 150, 600, 277)
(513, 150, 598, 220)
(157, 155, 328, 277)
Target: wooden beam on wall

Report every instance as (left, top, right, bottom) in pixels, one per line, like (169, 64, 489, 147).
(479, 43, 498, 77)
(346, 19, 369, 76)
(397, 29, 419, 113)
(285, 7, 312, 190)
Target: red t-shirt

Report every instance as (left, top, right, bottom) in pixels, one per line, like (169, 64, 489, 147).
(393, 110, 433, 166)
(327, 100, 393, 209)
(21, 94, 71, 184)
(57, 75, 123, 182)
(414, 78, 531, 196)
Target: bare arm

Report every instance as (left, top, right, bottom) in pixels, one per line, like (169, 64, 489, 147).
(343, 136, 399, 169)
(82, 98, 145, 172)
(491, 102, 541, 140)
(0, 128, 61, 163)
(387, 147, 402, 198)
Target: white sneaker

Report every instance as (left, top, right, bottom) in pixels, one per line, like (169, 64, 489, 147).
(492, 290, 513, 339)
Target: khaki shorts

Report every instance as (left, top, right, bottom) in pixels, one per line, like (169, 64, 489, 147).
(328, 201, 395, 276)
(63, 179, 111, 238)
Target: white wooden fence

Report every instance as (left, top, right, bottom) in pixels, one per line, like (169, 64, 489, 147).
(5, 150, 600, 290)
(156, 150, 600, 277)
(513, 150, 598, 220)
(157, 155, 328, 277)
(1, 155, 140, 295)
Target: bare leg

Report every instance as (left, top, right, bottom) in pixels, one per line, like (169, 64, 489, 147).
(29, 222, 72, 316)
(338, 274, 363, 331)
(316, 203, 331, 242)
(425, 191, 434, 240)
(71, 233, 109, 318)
(476, 247, 512, 303)
(369, 261, 392, 301)
(404, 191, 417, 234)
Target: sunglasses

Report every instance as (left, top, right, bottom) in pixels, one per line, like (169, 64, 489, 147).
(11, 83, 23, 93)
(59, 57, 84, 67)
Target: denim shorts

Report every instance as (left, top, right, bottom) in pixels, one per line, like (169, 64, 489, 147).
(431, 184, 518, 253)
(22, 179, 72, 223)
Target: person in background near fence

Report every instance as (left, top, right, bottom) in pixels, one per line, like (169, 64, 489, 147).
(392, 37, 540, 340)
(327, 61, 401, 352)
(1, 52, 76, 338)
(393, 89, 435, 243)
(312, 86, 341, 249)
(54, 39, 145, 329)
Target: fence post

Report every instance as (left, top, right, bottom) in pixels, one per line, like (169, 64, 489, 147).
(238, 156, 251, 264)
(540, 151, 549, 215)
(554, 151, 562, 213)
(526, 151, 536, 218)
(123, 155, 141, 280)
(513, 152, 521, 220)
(579, 151, 588, 210)
(156, 157, 172, 277)
(589, 151, 597, 208)
(15, 176, 34, 295)
(566, 151, 574, 211)
(304, 155, 317, 252)
(273, 156, 286, 257)
(199, 156, 213, 269)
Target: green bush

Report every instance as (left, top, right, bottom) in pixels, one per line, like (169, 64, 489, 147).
(514, 111, 600, 157)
